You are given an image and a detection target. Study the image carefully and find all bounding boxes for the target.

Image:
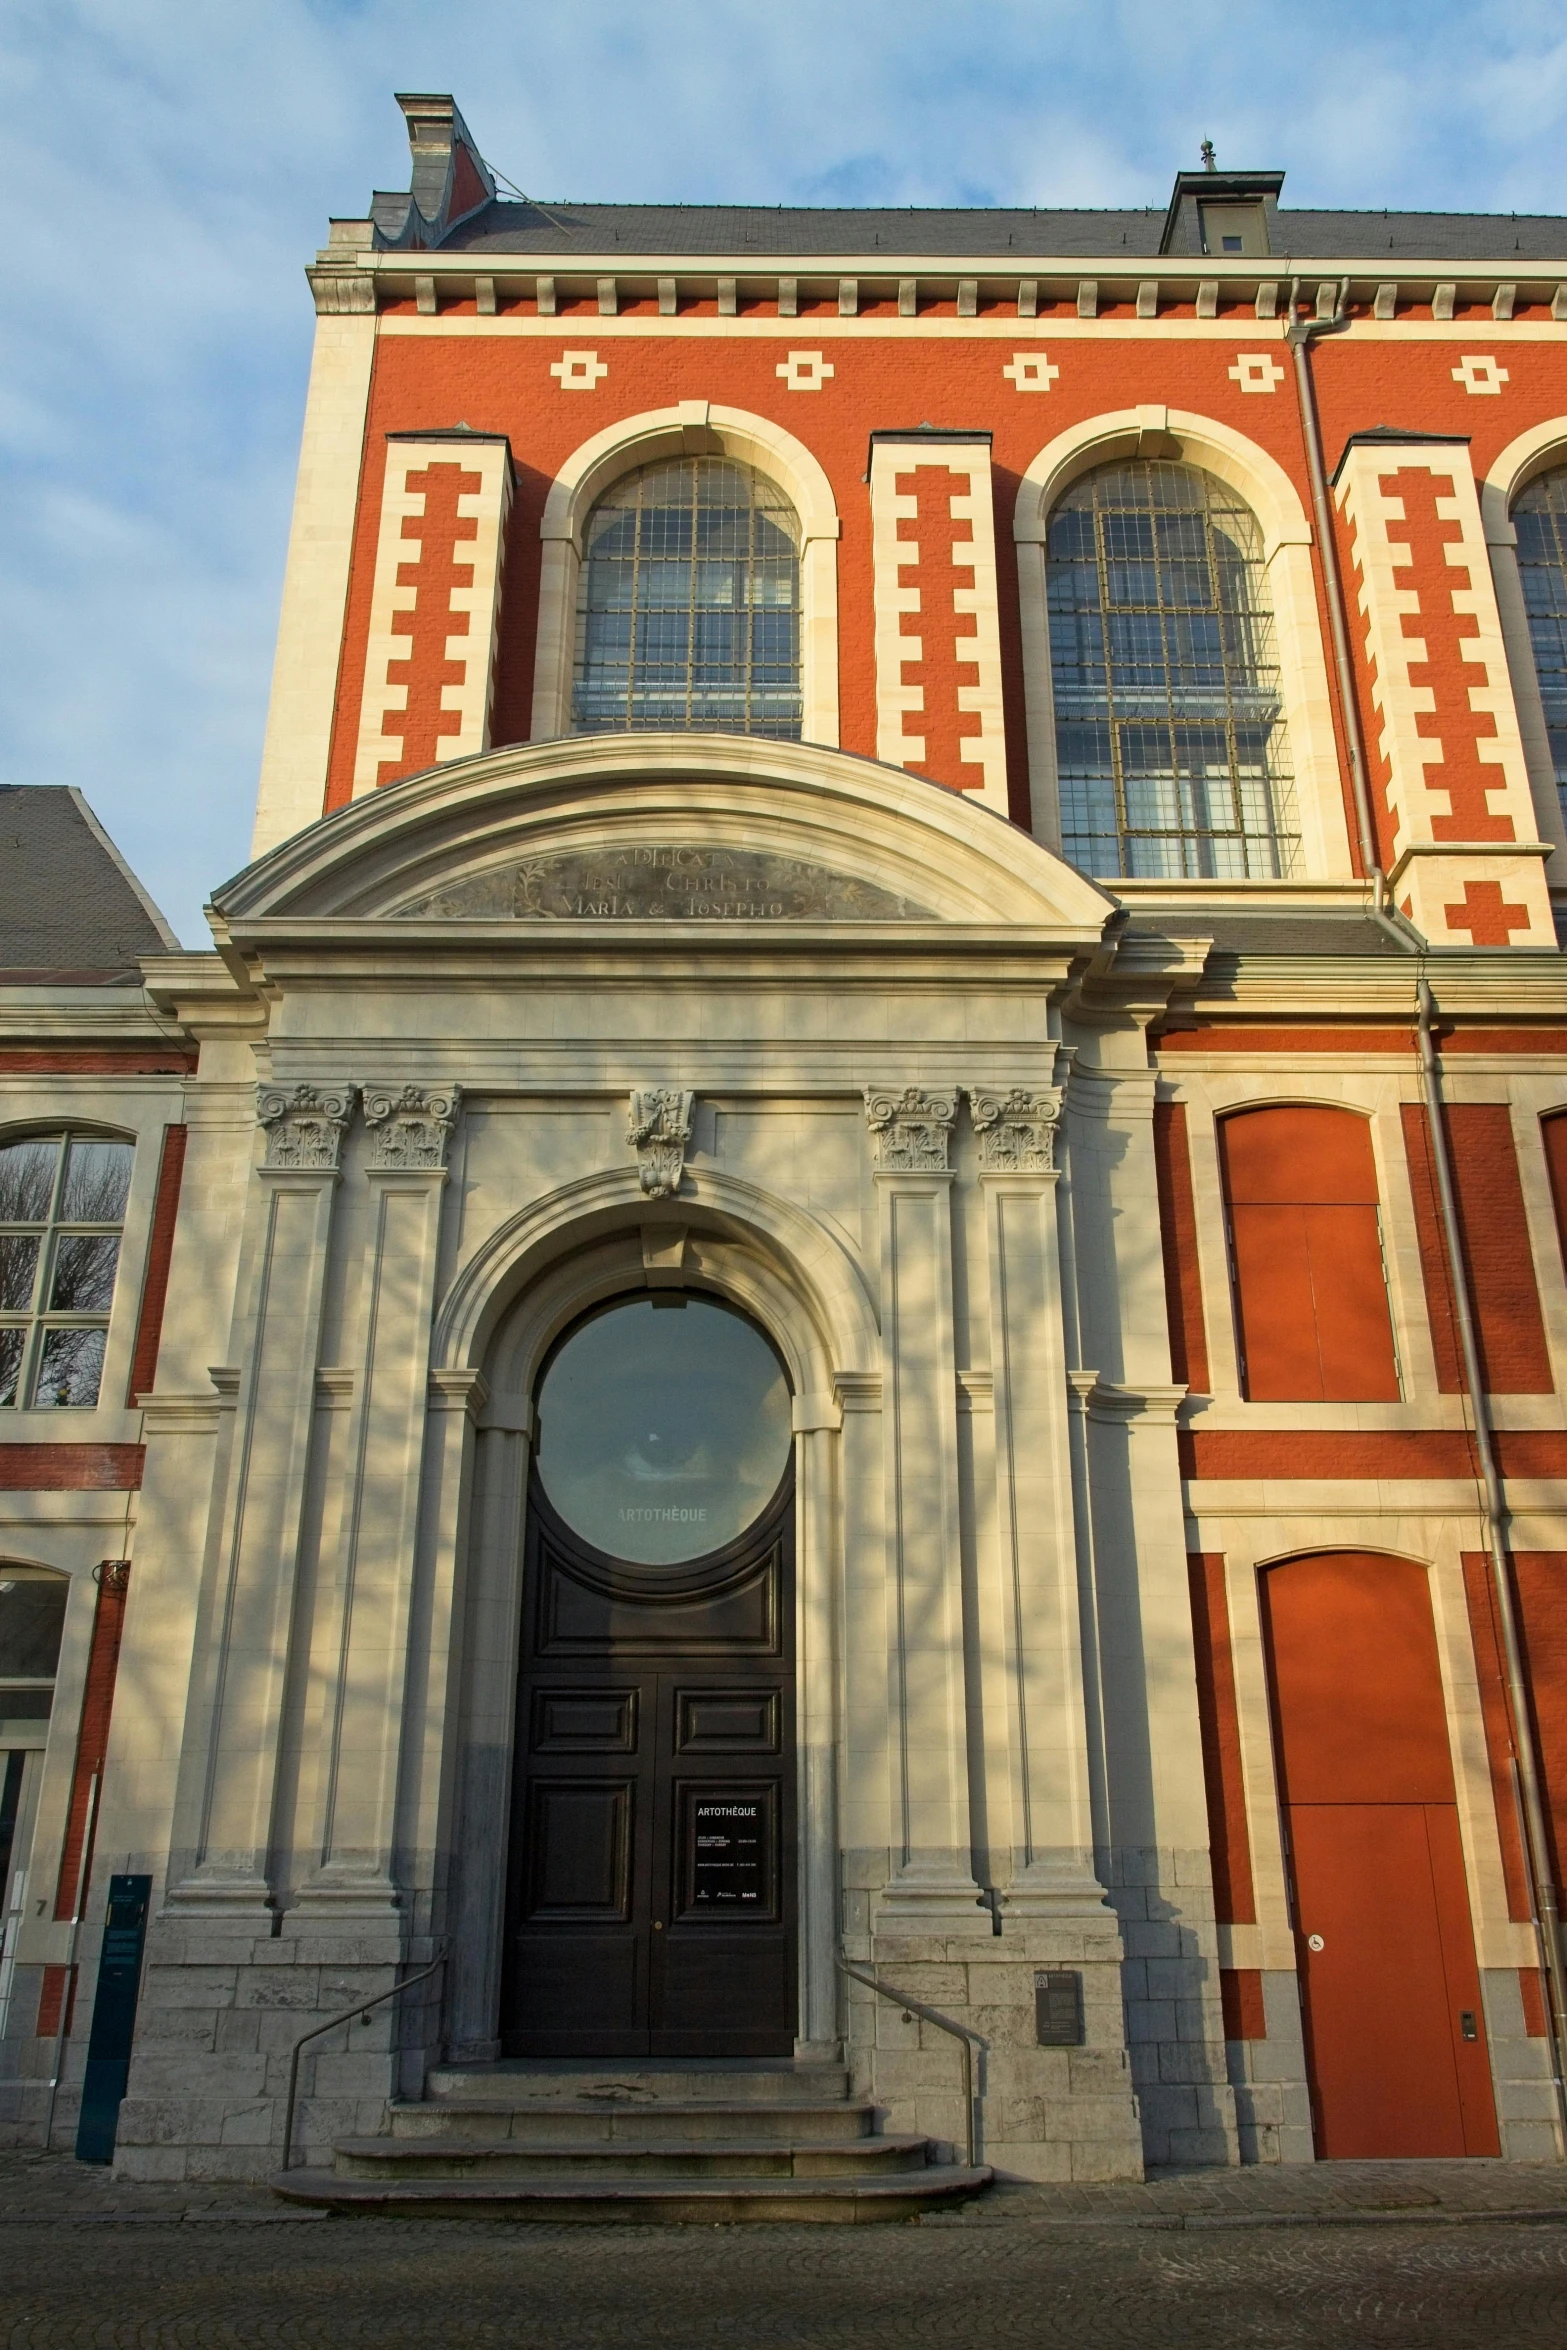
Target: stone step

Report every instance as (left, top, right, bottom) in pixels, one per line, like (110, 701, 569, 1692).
(423, 2058, 851, 2107)
(329, 2133, 931, 2182)
(272, 2165, 994, 2224)
(389, 2098, 877, 2145)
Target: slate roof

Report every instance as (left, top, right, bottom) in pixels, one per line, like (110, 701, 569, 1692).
(0, 787, 177, 982)
(441, 200, 1567, 264)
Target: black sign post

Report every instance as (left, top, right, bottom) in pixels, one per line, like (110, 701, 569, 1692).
(75, 1873, 151, 2164)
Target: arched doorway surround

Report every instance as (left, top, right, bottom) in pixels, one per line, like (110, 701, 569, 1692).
(433, 1179, 878, 2064)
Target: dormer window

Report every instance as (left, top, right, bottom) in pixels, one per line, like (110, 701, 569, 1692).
(1200, 202, 1267, 256)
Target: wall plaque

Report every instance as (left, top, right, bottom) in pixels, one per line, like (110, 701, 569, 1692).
(393, 844, 933, 922)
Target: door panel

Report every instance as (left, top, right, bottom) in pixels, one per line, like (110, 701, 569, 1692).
(503, 1475, 796, 2058)
(1262, 1552, 1501, 2159)
(1288, 1802, 1497, 2157)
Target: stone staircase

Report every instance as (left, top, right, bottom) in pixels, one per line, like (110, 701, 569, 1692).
(273, 2057, 992, 2221)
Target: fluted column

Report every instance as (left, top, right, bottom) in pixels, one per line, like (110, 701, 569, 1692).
(297, 1086, 460, 1911)
(969, 1085, 1103, 1908)
(169, 1083, 354, 1907)
(863, 1087, 983, 1929)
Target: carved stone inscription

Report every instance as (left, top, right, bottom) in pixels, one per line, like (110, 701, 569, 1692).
(394, 844, 932, 922)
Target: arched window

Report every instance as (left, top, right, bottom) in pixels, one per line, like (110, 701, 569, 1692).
(1047, 460, 1300, 878)
(1513, 468, 1567, 819)
(0, 1132, 134, 1410)
(1218, 1105, 1399, 1402)
(571, 457, 802, 739)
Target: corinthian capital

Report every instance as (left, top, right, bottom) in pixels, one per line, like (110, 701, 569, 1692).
(968, 1085, 1061, 1173)
(863, 1086, 958, 1173)
(256, 1082, 356, 1172)
(363, 1084, 461, 1171)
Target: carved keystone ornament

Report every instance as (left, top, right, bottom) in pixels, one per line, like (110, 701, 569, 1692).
(969, 1086, 1062, 1173)
(863, 1087, 959, 1172)
(629, 1088, 694, 1198)
(363, 1084, 462, 1171)
(257, 1082, 357, 1171)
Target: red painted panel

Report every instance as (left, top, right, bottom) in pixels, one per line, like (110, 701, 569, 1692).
(1288, 1804, 1497, 2157)
(1522, 1969, 1550, 2037)
(1543, 1112, 1567, 1284)
(1220, 1104, 1381, 1205)
(1513, 1552, 1567, 1884)
(1152, 1103, 1210, 1391)
(1221, 1109, 1399, 1402)
(1263, 1552, 1456, 1805)
(1401, 1102, 1553, 1395)
(1187, 1555, 1256, 1924)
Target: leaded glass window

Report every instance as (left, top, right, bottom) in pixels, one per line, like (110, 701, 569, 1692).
(1047, 460, 1301, 879)
(572, 457, 802, 738)
(1514, 468, 1567, 821)
(0, 1133, 134, 1410)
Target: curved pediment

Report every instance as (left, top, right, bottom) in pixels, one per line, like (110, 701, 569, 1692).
(211, 735, 1115, 934)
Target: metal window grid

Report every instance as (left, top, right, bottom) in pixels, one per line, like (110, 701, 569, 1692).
(1047, 459, 1301, 881)
(0, 1133, 134, 1411)
(1514, 468, 1567, 816)
(571, 456, 803, 740)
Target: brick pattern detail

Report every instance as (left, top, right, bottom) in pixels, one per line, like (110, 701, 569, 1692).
(1521, 1968, 1550, 2037)
(1179, 1429, 1567, 1479)
(1187, 1554, 1257, 1924)
(0, 1445, 145, 1490)
(1152, 1103, 1209, 1390)
(0, 1052, 196, 1075)
(1335, 445, 1552, 945)
(869, 440, 1007, 811)
(1461, 1548, 1535, 1923)
(352, 438, 512, 796)
(125, 1124, 187, 1405)
(1540, 1110, 1567, 1281)
(1400, 1102, 1553, 1394)
(1219, 1968, 1267, 2041)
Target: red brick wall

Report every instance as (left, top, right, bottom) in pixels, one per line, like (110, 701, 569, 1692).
(1401, 1103, 1553, 1393)
(1152, 1102, 1210, 1390)
(36, 1563, 130, 2039)
(125, 1124, 187, 1405)
(0, 1447, 144, 1490)
(1187, 1553, 1256, 1925)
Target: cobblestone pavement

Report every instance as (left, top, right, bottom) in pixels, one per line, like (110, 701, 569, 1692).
(2, 2153, 1564, 2349)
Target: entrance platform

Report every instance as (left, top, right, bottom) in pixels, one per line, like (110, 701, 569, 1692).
(270, 2058, 994, 2222)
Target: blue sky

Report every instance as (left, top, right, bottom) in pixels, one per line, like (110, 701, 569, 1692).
(4, 0, 1566, 940)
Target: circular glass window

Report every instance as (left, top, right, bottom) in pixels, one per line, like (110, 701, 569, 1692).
(535, 1296, 792, 1564)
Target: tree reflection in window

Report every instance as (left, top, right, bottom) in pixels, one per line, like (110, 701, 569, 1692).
(1047, 459, 1301, 879)
(1514, 468, 1567, 824)
(0, 1135, 133, 1409)
(572, 456, 802, 739)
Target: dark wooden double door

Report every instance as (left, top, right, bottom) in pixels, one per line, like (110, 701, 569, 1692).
(502, 1472, 797, 2057)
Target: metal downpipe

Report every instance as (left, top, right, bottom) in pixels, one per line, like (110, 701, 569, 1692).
(1416, 979, 1567, 2139)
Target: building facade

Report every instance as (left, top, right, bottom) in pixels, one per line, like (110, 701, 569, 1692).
(3, 94, 1567, 2183)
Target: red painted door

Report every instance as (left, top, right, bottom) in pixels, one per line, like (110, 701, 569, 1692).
(1288, 1803, 1498, 2156)
(1262, 1552, 1500, 2158)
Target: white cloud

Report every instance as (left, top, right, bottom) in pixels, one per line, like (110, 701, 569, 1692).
(1, 0, 1564, 935)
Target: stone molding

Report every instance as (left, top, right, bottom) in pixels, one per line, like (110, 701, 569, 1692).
(363, 1083, 462, 1171)
(256, 1081, 356, 1171)
(628, 1087, 694, 1197)
(863, 1085, 958, 1171)
(969, 1084, 1062, 1172)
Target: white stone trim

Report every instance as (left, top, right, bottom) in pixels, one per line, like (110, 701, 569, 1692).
(869, 438, 1008, 814)
(351, 438, 513, 801)
(251, 311, 376, 857)
(1335, 441, 1554, 943)
(528, 402, 841, 749)
(1014, 408, 1352, 876)
(1480, 419, 1567, 875)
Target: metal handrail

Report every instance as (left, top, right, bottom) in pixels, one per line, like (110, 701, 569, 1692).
(280, 1949, 446, 2171)
(836, 1954, 984, 2169)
